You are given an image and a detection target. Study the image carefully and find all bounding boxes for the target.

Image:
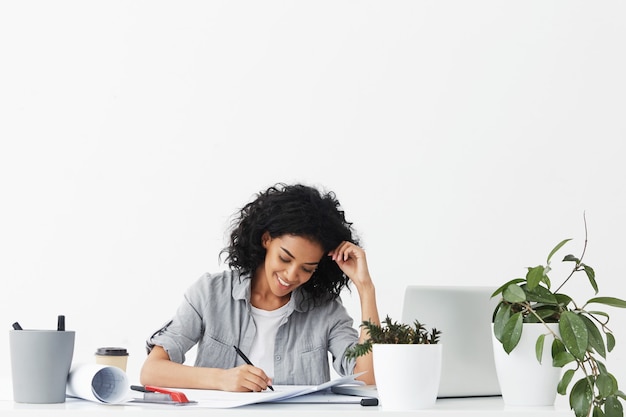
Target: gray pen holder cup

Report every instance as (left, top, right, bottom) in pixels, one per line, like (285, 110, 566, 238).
(9, 330, 75, 403)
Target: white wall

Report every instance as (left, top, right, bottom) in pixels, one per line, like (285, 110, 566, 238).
(2, 0, 626, 387)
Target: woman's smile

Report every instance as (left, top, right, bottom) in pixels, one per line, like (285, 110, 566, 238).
(276, 275, 293, 288)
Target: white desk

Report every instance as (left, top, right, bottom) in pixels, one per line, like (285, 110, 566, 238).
(0, 396, 575, 416)
(0, 377, 574, 416)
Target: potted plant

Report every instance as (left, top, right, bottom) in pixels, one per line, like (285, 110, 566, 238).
(491, 217, 626, 417)
(345, 315, 442, 410)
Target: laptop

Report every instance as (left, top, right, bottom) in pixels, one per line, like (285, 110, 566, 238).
(333, 285, 501, 399)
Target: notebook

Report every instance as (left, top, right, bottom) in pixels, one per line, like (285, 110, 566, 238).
(333, 285, 501, 399)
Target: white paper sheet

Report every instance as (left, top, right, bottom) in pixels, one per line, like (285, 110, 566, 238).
(66, 363, 132, 404)
(157, 372, 366, 408)
(275, 389, 363, 404)
(64, 364, 364, 408)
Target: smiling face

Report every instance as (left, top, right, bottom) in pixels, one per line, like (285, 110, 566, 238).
(259, 232, 325, 301)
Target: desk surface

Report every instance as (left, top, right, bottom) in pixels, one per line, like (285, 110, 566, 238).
(0, 377, 574, 416)
(0, 396, 575, 417)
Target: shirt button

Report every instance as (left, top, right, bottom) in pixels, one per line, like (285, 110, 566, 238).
(275, 355, 281, 361)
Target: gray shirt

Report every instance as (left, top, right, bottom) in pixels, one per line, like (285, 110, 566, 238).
(147, 270, 359, 385)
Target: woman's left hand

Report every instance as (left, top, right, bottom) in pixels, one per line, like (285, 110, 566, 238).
(330, 241, 379, 385)
(329, 241, 373, 290)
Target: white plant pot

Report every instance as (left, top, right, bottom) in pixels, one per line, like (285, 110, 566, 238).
(373, 343, 442, 410)
(491, 323, 562, 406)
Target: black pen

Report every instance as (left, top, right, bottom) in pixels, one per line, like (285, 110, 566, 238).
(57, 315, 65, 331)
(233, 345, 274, 391)
(12, 322, 23, 330)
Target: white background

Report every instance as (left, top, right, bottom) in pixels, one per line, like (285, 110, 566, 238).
(1, 0, 625, 390)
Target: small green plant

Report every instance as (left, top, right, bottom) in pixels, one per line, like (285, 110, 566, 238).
(492, 216, 626, 417)
(345, 315, 441, 360)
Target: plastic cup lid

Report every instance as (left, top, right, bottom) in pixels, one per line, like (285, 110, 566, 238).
(95, 347, 129, 356)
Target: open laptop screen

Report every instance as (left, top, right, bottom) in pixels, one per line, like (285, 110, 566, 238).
(401, 285, 501, 398)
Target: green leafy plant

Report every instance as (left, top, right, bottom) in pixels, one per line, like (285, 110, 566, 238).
(492, 217, 626, 417)
(344, 315, 442, 360)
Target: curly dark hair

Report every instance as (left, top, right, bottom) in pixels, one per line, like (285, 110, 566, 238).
(220, 183, 359, 303)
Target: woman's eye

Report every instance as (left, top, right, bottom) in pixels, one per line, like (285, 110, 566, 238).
(303, 267, 314, 274)
(279, 256, 290, 263)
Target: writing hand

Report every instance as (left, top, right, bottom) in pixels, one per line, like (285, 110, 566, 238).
(218, 365, 273, 392)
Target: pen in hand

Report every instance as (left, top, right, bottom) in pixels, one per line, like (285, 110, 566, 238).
(233, 345, 274, 391)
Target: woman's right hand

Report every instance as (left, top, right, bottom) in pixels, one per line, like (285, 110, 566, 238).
(216, 365, 273, 392)
(140, 345, 272, 392)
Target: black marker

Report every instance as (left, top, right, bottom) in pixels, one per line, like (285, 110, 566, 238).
(57, 315, 65, 331)
(12, 322, 23, 330)
(233, 345, 274, 391)
(360, 397, 379, 406)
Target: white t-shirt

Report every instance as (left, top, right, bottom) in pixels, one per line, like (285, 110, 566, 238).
(248, 303, 289, 379)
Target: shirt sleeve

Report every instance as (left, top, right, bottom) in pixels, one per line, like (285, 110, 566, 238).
(326, 298, 359, 376)
(146, 275, 209, 364)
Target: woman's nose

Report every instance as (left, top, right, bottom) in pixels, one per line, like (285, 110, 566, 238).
(285, 264, 299, 282)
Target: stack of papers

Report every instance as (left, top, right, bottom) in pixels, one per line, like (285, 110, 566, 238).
(65, 364, 368, 408)
(137, 372, 367, 408)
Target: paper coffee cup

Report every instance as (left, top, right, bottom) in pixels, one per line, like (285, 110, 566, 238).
(94, 347, 129, 372)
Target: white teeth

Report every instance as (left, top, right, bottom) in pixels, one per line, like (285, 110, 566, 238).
(278, 276, 291, 287)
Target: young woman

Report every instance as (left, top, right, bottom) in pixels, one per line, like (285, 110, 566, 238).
(140, 183, 380, 392)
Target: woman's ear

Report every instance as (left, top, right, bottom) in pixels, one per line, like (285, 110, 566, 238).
(261, 231, 271, 249)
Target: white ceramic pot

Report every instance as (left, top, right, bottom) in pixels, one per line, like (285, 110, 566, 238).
(491, 323, 562, 406)
(373, 343, 442, 410)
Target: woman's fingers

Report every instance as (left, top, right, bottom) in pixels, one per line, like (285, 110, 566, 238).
(223, 365, 272, 392)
